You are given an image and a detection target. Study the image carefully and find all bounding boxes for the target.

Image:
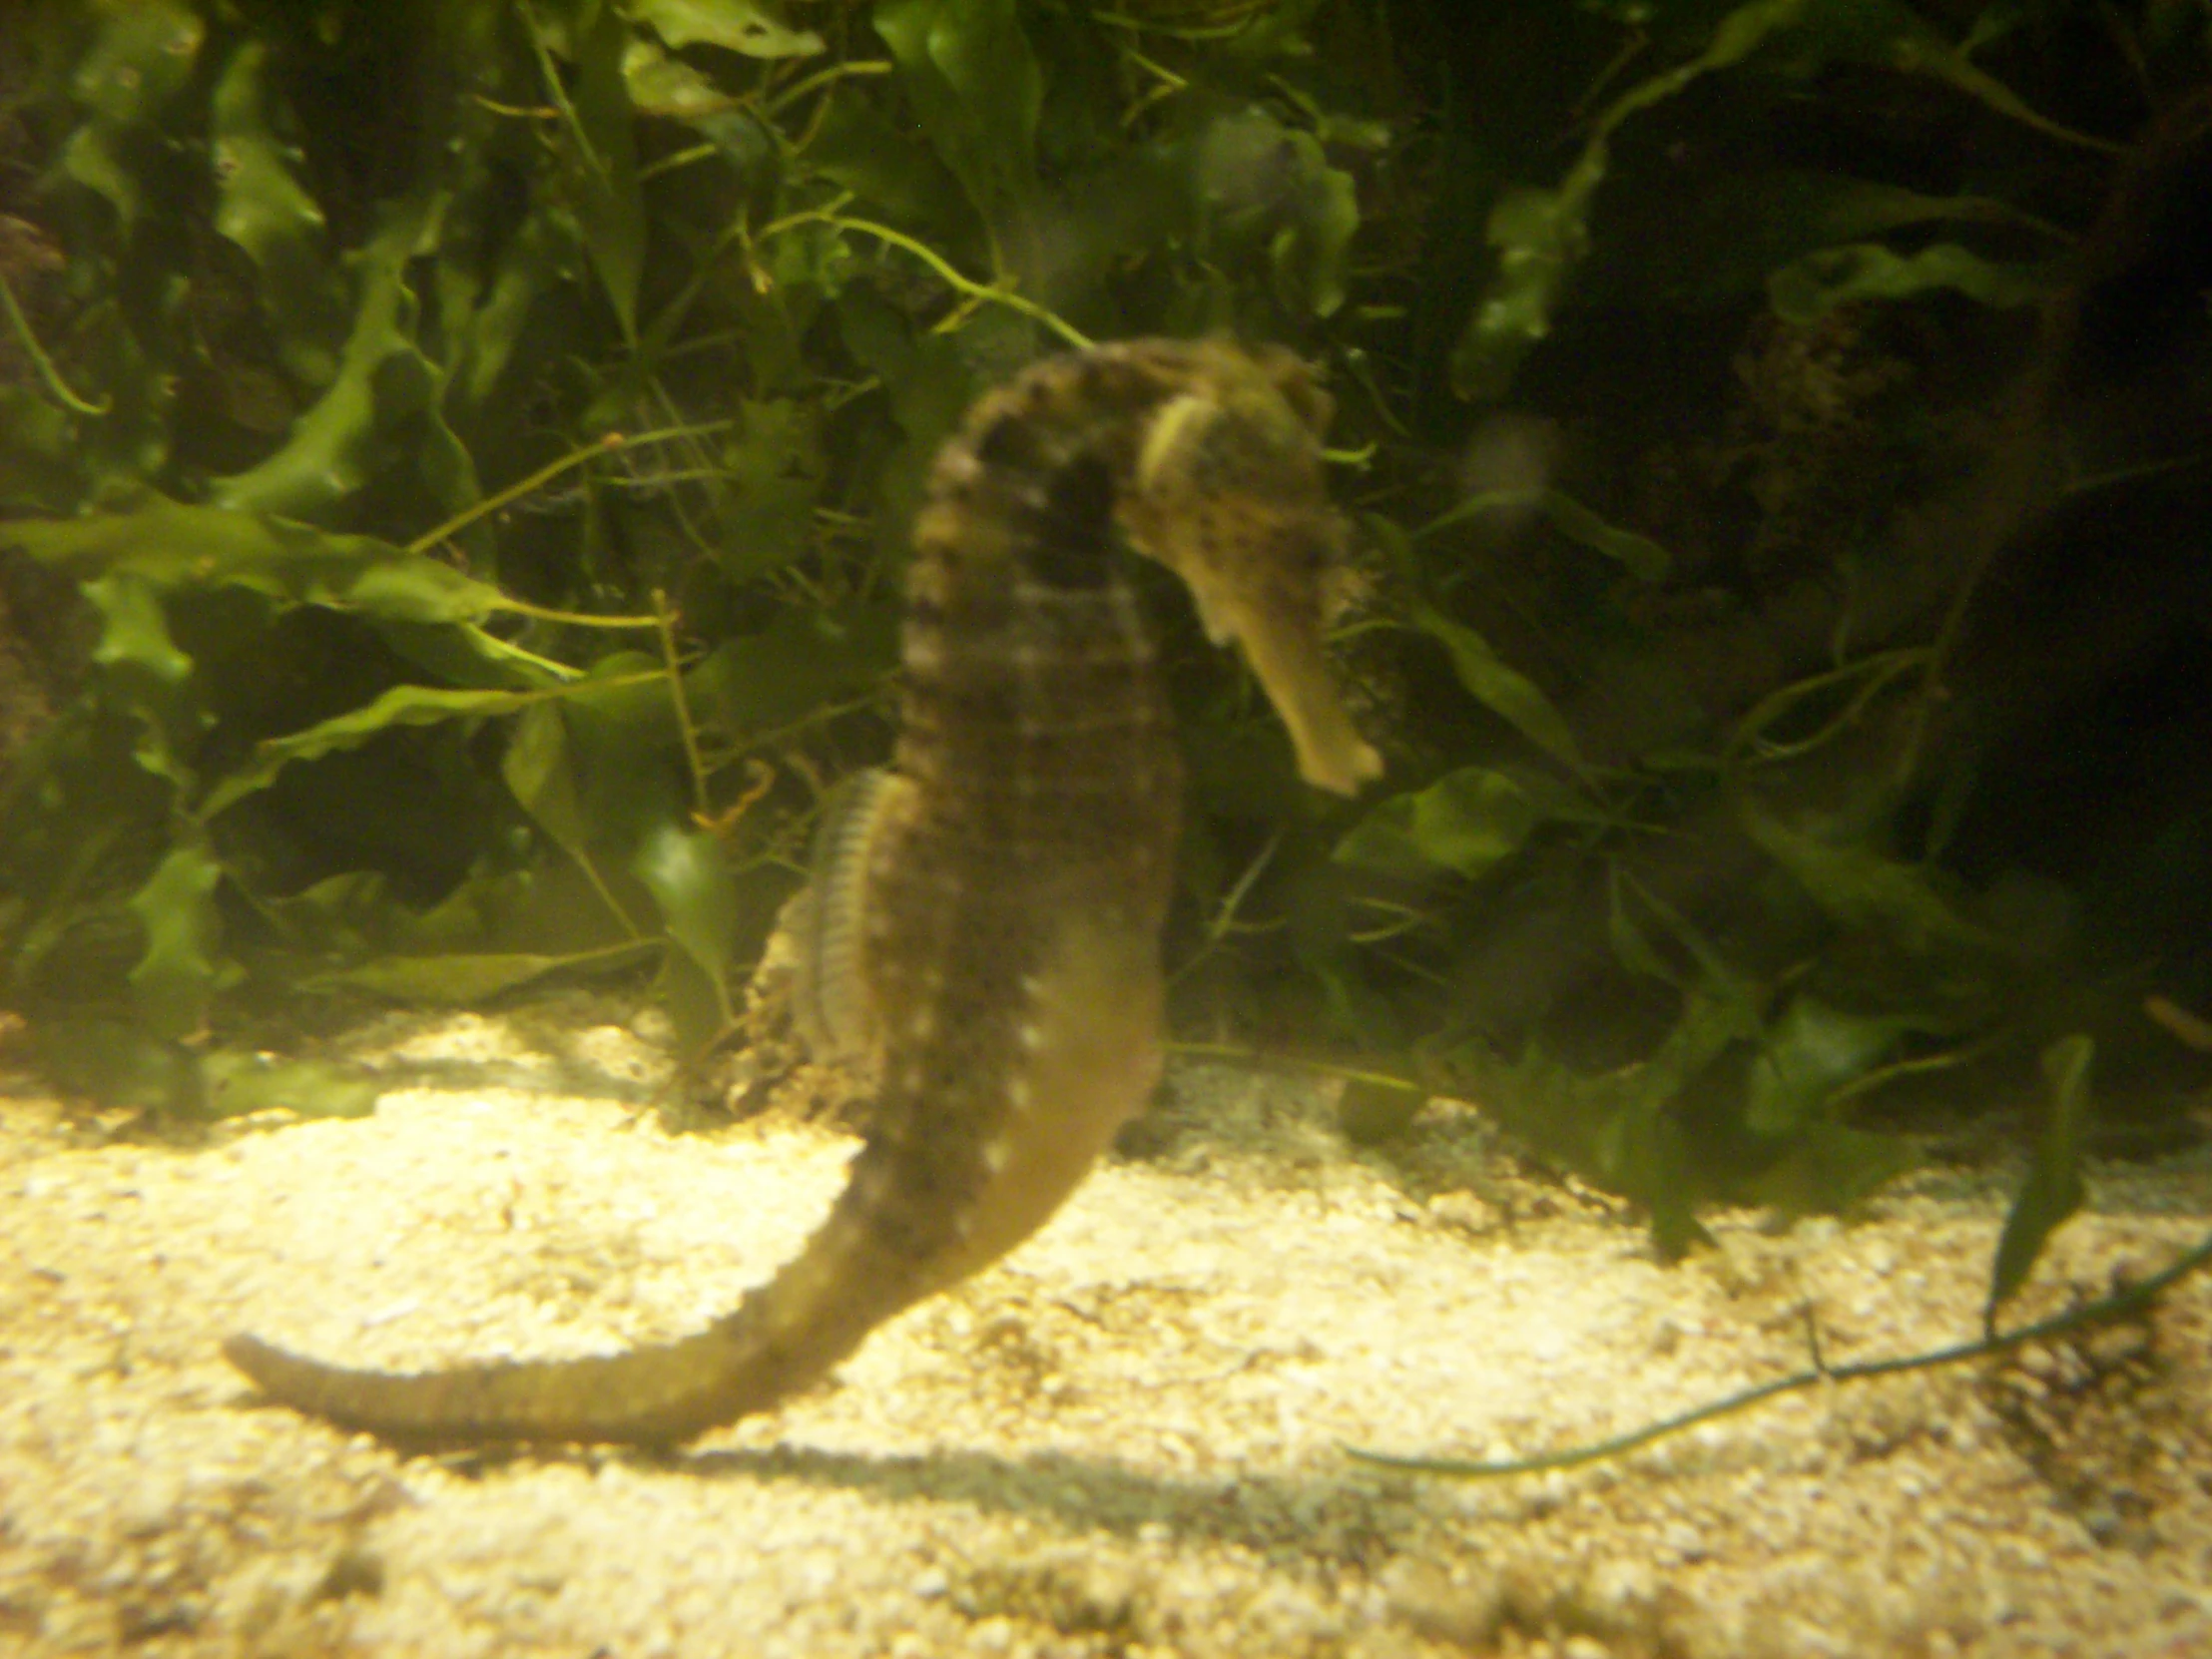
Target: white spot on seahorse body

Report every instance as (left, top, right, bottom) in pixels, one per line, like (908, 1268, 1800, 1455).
(908, 1006, 937, 1041)
(981, 1137, 1011, 1174)
(1006, 1076, 1032, 1113)
(1018, 1021, 1046, 1054)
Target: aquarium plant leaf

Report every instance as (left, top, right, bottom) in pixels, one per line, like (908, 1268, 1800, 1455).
(126, 841, 226, 1040)
(1612, 168, 2071, 309)
(210, 37, 339, 387)
(631, 0, 823, 57)
(688, 599, 899, 738)
(198, 684, 556, 822)
(28, 1017, 205, 1116)
(501, 699, 592, 858)
(633, 820, 741, 1034)
(496, 693, 656, 945)
(564, 0, 647, 342)
(1867, 5, 2123, 155)
(1744, 995, 1916, 1136)
(1450, 0, 1811, 401)
(197, 1050, 381, 1121)
(208, 204, 438, 520)
(555, 652, 690, 844)
(1187, 106, 1362, 320)
(1338, 1076, 1427, 1147)
(1272, 133, 1359, 319)
(1417, 487, 1671, 583)
(872, 0, 1042, 251)
(1601, 1080, 1708, 1260)
(1768, 242, 2053, 324)
(1746, 1118, 1920, 1219)
(302, 941, 660, 1003)
(60, 0, 205, 228)
(82, 571, 203, 795)
(444, 207, 581, 417)
(1334, 766, 1557, 882)
(1410, 604, 1585, 776)
(1606, 864, 1682, 986)
(1536, 489, 1672, 583)
(70, 0, 204, 122)
(623, 38, 735, 125)
(1741, 800, 2007, 959)
(0, 497, 510, 623)
(1986, 1033, 2093, 1332)
(808, 94, 977, 237)
(1613, 873, 1767, 1042)
(716, 397, 827, 580)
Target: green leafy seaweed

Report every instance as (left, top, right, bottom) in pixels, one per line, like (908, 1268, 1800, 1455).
(1986, 1034, 2093, 1330)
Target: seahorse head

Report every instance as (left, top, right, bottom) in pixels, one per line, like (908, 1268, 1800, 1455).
(1123, 342, 1382, 797)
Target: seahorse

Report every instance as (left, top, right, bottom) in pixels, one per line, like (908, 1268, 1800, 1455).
(224, 337, 1382, 1448)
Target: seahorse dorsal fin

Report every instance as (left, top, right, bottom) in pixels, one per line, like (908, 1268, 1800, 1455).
(794, 767, 905, 1064)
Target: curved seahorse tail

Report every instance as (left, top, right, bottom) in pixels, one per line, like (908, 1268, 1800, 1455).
(224, 1190, 937, 1448)
(223, 1327, 766, 1449)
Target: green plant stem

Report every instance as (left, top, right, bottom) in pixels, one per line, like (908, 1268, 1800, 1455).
(765, 60, 891, 118)
(519, 1, 604, 183)
(1168, 829, 1283, 988)
(570, 851, 648, 944)
(1822, 1031, 2007, 1111)
(1165, 1041, 1424, 1098)
(1348, 1225, 2212, 1479)
(1089, 8, 1255, 39)
(0, 269, 110, 416)
(407, 432, 629, 556)
(492, 598, 660, 629)
(756, 207, 1091, 350)
(702, 688, 887, 775)
(636, 143, 719, 183)
(1724, 648, 1933, 771)
(406, 422, 732, 561)
(654, 589, 711, 818)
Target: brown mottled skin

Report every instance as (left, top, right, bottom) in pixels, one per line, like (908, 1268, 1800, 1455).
(223, 338, 1381, 1448)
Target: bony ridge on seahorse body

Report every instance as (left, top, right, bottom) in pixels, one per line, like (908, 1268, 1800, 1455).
(224, 337, 1382, 1448)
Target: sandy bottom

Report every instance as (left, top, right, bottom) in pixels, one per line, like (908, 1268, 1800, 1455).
(2, 1007, 2209, 1658)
